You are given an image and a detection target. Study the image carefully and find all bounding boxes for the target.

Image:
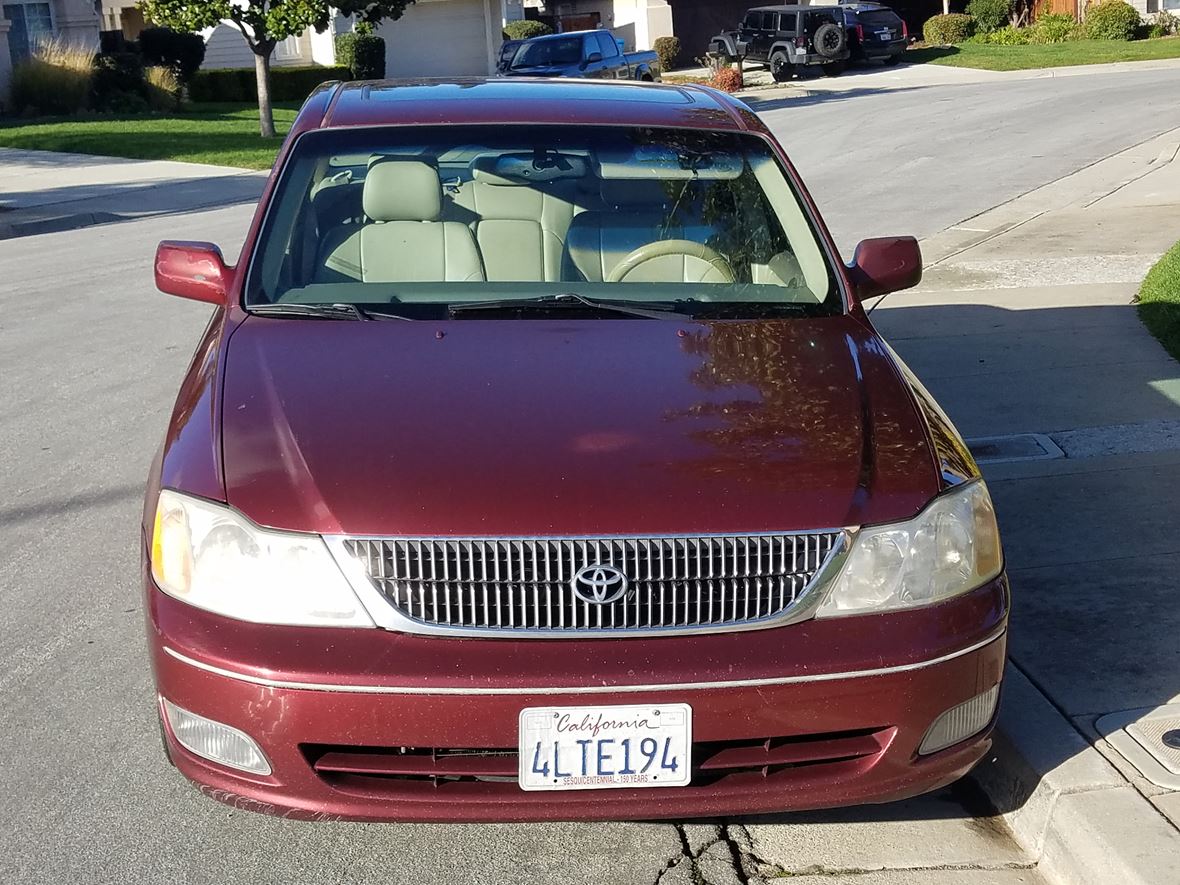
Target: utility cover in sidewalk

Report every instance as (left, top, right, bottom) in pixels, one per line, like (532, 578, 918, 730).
(966, 433, 1064, 464)
(1097, 705, 1180, 789)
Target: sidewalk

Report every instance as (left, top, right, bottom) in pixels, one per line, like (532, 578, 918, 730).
(871, 126, 1180, 884)
(0, 148, 265, 240)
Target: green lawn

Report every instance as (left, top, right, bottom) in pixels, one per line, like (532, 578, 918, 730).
(1137, 239, 1180, 362)
(0, 103, 299, 169)
(907, 37, 1180, 71)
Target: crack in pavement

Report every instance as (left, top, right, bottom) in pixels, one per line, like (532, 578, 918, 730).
(653, 824, 751, 885)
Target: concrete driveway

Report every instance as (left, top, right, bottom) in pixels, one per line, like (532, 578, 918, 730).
(5, 64, 1180, 884)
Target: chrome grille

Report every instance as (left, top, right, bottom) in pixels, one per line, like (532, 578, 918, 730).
(340, 532, 844, 636)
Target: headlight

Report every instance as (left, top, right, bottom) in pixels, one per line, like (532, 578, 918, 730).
(817, 480, 1002, 617)
(150, 489, 373, 627)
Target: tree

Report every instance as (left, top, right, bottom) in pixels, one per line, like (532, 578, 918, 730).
(139, 0, 414, 137)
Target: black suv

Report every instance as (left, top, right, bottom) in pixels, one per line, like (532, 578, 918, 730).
(710, 5, 850, 81)
(843, 2, 908, 66)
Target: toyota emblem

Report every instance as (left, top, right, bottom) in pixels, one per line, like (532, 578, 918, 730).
(570, 564, 629, 604)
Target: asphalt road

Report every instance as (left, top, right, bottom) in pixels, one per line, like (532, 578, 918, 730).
(4, 65, 1179, 885)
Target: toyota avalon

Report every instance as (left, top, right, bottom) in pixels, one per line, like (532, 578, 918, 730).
(143, 78, 1007, 821)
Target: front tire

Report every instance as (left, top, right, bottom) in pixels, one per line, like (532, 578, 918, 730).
(883, 53, 901, 66)
(821, 61, 846, 77)
(770, 50, 793, 83)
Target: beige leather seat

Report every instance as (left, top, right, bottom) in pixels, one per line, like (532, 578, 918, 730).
(317, 161, 485, 283)
(447, 162, 578, 282)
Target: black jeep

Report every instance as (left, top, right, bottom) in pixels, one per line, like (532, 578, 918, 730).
(710, 5, 850, 80)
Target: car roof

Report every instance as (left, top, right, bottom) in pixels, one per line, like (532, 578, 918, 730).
(310, 78, 765, 133)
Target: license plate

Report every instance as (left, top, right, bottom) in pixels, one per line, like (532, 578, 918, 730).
(517, 703, 692, 791)
(877, 29, 893, 39)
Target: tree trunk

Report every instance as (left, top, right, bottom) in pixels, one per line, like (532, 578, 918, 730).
(254, 47, 276, 138)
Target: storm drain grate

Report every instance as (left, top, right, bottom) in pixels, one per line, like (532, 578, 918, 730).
(1097, 705, 1180, 789)
(966, 433, 1065, 464)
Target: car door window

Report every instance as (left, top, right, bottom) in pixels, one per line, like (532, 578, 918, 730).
(742, 12, 760, 29)
(759, 12, 776, 29)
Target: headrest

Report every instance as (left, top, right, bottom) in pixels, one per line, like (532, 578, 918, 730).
(363, 160, 441, 222)
(599, 179, 673, 209)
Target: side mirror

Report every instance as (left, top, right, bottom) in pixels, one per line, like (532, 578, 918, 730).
(847, 236, 922, 303)
(584, 51, 603, 66)
(154, 240, 231, 306)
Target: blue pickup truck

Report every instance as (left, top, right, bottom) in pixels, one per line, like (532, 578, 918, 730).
(502, 30, 660, 81)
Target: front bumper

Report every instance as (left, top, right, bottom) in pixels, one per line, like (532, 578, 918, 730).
(146, 566, 1009, 822)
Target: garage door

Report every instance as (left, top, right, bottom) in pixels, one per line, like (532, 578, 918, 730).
(376, 0, 489, 78)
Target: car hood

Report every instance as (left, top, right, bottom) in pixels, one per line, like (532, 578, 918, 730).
(221, 316, 939, 536)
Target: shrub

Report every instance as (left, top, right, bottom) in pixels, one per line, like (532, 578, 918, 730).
(709, 66, 743, 92)
(503, 19, 552, 40)
(91, 52, 147, 108)
(923, 14, 975, 44)
(966, 0, 1011, 33)
(1084, 0, 1141, 40)
(10, 38, 94, 115)
(1029, 13, 1079, 43)
(1155, 9, 1180, 35)
(972, 24, 1029, 43)
(189, 65, 352, 103)
(653, 35, 681, 71)
(146, 65, 182, 110)
(139, 26, 206, 84)
(351, 33, 386, 78)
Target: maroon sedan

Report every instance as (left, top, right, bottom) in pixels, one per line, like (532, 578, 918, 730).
(144, 79, 1007, 822)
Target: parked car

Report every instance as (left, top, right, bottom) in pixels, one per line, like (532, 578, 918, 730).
(842, 2, 908, 66)
(710, 4, 850, 80)
(497, 38, 524, 74)
(503, 30, 659, 80)
(145, 78, 1008, 822)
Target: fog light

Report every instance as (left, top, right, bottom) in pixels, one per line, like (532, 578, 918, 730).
(918, 685, 1000, 756)
(162, 699, 272, 775)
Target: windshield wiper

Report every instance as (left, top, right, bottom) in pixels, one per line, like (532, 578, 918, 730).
(448, 292, 693, 320)
(248, 303, 414, 321)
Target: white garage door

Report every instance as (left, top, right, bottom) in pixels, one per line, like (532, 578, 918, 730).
(377, 0, 490, 78)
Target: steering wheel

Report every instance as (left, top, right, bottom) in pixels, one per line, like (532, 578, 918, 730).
(607, 240, 736, 284)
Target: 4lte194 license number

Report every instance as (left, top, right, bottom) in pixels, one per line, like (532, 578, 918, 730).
(517, 703, 692, 792)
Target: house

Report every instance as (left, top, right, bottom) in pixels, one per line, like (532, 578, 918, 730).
(532, 0, 674, 51)
(101, 0, 529, 78)
(1, 0, 100, 101)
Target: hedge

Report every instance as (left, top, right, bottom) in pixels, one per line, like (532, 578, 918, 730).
(923, 13, 975, 44)
(189, 65, 352, 102)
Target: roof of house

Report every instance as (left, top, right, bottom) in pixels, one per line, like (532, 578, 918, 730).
(295, 78, 766, 135)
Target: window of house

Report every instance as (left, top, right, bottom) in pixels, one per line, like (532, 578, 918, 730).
(274, 34, 299, 60)
(3, 2, 54, 64)
(1165, 0, 1180, 10)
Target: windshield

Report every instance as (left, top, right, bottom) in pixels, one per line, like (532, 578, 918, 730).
(858, 10, 902, 26)
(512, 37, 582, 67)
(246, 125, 840, 317)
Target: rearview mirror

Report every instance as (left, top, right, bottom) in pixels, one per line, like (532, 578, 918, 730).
(847, 236, 922, 303)
(154, 241, 231, 306)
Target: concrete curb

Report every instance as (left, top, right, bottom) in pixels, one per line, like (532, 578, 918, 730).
(971, 664, 1180, 884)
